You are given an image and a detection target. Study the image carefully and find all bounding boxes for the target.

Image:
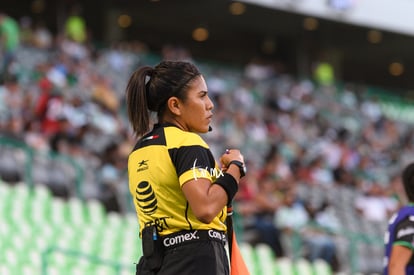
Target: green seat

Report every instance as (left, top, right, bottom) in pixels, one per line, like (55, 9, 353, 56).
(0, 263, 18, 275)
(3, 248, 20, 269)
(67, 197, 88, 226)
(313, 259, 332, 275)
(27, 185, 53, 228)
(86, 199, 106, 225)
(239, 242, 257, 274)
(46, 249, 73, 270)
(255, 243, 277, 274)
(50, 198, 70, 226)
(295, 258, 313, 275)
(119, 264, 137, 275)
(0, 181, 12, 207)
(275, 257, 295, 275)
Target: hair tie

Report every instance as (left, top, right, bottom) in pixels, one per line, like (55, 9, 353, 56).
(145, 69, 156, 111)
(145, 69, 154, 85)
(145, 75, 151, 85)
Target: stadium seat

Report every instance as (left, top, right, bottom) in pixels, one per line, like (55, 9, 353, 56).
(295, 258, 314, 275)
(86, 198, 107, 225)
(68, 196, 87, 222)
(275, 257, 295, 275)
(239, 242, 257, 274)
(255, 243, 277, 274)
(313, 258, 332, 275)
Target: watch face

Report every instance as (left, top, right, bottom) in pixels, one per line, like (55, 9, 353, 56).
(241, 165, 246, 176)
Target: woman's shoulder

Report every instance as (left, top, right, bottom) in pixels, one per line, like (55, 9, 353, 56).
(164, 126, 209, 149)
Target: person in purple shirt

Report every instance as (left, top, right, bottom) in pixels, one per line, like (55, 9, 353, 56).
(384, 162, 414, 275)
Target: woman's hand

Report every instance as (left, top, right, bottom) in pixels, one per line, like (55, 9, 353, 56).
(219, 148, 244, 170)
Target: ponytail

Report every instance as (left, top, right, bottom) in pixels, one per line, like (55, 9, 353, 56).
(125, 66, 153, 138)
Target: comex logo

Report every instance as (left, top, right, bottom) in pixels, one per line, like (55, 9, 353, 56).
(163, 230, 226, 247)
(191, 159, 224, 180)
(163, 230, 200, 247)
(135, 181, 157, 215)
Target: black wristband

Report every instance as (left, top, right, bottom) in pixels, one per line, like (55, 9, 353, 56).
(214, 173, 238, 206)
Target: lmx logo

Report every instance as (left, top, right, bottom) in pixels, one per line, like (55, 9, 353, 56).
(191, 159, 224, 180)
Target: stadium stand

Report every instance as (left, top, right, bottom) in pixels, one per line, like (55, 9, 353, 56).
(0, 43, 401, 274)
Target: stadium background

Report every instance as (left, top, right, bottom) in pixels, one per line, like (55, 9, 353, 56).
(1, 0, 414, 274)
(4, 0, 414, 91)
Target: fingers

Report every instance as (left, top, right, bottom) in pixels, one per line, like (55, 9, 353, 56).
(220, 148, 244, 167)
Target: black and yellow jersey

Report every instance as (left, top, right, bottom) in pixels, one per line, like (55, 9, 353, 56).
(128, 123, 227, 236)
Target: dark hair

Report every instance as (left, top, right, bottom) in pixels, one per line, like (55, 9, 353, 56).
(125, 60, 201, 137)
(402, 162, 414, 202)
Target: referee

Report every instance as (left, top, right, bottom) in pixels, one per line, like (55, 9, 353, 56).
(125, 61, 245, 275)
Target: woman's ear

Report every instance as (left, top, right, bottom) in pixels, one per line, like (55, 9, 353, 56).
(167, 97, 181, 116)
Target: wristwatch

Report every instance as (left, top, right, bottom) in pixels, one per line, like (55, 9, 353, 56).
(228, 160, 246, 178)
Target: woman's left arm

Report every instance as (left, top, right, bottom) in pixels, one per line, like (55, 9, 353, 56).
(182, 178, 229, 224)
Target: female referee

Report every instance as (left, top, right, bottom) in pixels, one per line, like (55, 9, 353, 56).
(125, 60, 246, 275)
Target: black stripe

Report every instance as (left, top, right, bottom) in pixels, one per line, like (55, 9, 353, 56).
(138, 198, 157, 210)
(136, 192, 156, 203)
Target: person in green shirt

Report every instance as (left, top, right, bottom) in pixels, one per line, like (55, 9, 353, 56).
(0, 12, 20, 81)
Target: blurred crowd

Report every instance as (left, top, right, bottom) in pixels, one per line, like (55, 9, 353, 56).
(1, 11, 413, 273)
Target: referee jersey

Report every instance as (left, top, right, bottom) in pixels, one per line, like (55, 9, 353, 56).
(128, 123, 227, 237)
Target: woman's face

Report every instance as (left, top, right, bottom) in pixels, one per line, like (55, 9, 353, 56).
(178, 75, 214, 133)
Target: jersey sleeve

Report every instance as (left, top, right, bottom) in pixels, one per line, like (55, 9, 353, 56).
(171, 145, 216, 187)
(393, 215, 414, 250)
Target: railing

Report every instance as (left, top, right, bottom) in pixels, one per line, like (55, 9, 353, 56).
(0, 136, 34, 187)
(0, 136, 84, 197)
(41, 246, 133, 275)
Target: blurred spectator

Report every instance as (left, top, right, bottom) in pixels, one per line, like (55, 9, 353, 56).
(386, 172, 407, 207)
(23, 119, 49, 151)
(64, 5, 87, 44)
(0, 12, 20, 82)
(161, 44, 193, 61)
(332, 162, 358, 187)
(275, 189, 339, 270)
(32, 20, 53, 49)
(19, 16, 33, 46)
(90, 73, 120, 114)
(96, 142, 125, 212)
(312, 52, 335, 87)
(244, 57, 276, 81)
(302, 200, 341, 271)
(313, 61, 334, 86)
(0, 74, 22, 119)
(354, 182, 399, 223)
(260, 144, 294, 185)
(275, 188, 309, 233)
(237, 175, 285, 257)
(35, 86, 67, 137)
(307, 155, 334, 186)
